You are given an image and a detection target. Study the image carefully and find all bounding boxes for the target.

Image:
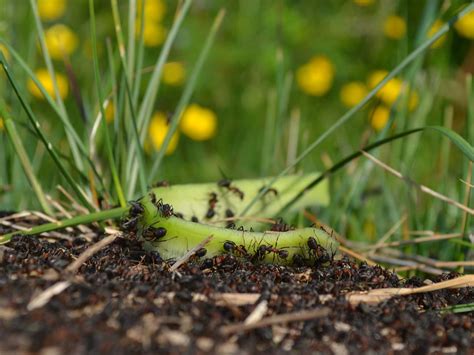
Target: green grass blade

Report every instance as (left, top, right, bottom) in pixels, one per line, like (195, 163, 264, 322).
(110, 0, 147, 196)
(442, 302, 474, 314)
(126, 0, 193, 196)
(89, 0, 126, 208)
(426, 126, 474, 161)
(0, 52, 95, 211)
(0, 40, 107, 193)
(240, 3, 474, 217)
(28, 0, 83, 171)
(148, 9, 226, 182)
(0, 207, 126, 244)
(1, 105, 53, 215)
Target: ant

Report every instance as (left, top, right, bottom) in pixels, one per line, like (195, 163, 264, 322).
(258, 186, 278, 197)
(121, 200, 145, 232)
(152, 180, 170, 188)
(223, 240, 247, 257)
(256, 244, 289, 260)
(225, 222, 236, 229)
(152, 198, 173, 218)
(218, 179, 244, 200)
(194, 247, 207, 258)
(142, 226, 167, 241)
(225, 208, 234, 218)
(270, 218, 293, 232)
(191, 216, 199, 223)
(307, 236, 330, 264)
(205, 192, 218, 219)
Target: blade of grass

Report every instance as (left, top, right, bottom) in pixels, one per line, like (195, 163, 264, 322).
(1, 105, 53, 215)
(0, 52, 95, 211)
(0, 40, 107, 195)
(148, 9, 226, 182)
(126, 0, 193, 196)
(89, 0, 126, 208)
(110, 0, 147, 196)
(28, 0, 83, 171)
(240, 3, 474, 217)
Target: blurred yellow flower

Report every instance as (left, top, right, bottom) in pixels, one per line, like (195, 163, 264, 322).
(27, 68, 69, 100)
(45, 24, 79, 60)
(180, 104, 217, 141)
(38, 0, 67, 21)
(370, 106, 390, 131)
(368, 70, 418, 111)
(148, 112, 179, 155)
(162, 62, 185, 86)
(140, 21, 167, 47)
(105, 102, 115, 124)
(455, 9, 474, 39)
(428, 20, 447, 48)
(138, 0, 166, 22)
(353, 0, 374, 6)
(340, 81, 368, 108)
(0, 117, 4, 131)
(0, 43, 10, 62)
(296, 55, 334, 96)
(383, 15, 407, 40)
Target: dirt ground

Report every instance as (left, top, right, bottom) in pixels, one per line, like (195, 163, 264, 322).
(0, 216, 473, 354)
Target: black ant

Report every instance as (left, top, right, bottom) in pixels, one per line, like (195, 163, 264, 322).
(307, 236, 330, 264)
(218, 179, 244, 200)
(270, 218, 293, 232)
(225, 208, 234, 218)
(191, 216, 199, 223)
(152, 198, 173, 218)
(195, 247, 207, 258)
(258, 186, 278, 197)
(142, 226, 167, 241)
(225, 222, 236, 229)
(205, 192, 218, 219)
(223, 240, 247, 257)
(121, 200, 145, 232)
(152, 180, 170, 188)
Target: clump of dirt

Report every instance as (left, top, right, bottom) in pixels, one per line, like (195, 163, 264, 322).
(0, 224, 472, 354)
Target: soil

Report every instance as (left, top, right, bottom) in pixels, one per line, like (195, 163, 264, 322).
(0, 215, 473, 354)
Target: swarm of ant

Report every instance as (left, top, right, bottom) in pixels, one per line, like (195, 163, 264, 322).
(120, 178, 336, 268)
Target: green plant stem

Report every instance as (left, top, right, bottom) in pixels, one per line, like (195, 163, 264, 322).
(0, 207, 126, 244)
(89, 0, 126, 208)
(1, 112, 53, 215)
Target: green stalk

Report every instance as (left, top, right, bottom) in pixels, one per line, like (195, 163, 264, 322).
(89, 0, 126, 208)
(1, 107, 53, 215)
(28, 0, 83, 171)
(0, 207, 126, 244)
(126, 0, 192, 196)
(148, 9, 226, 182)
(0, 52, 95, 211)
(241, 3, 474, 217)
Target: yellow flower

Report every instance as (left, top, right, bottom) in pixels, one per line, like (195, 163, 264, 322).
(0, 43, 10, 62)
(455, 9, 474, 39)
(296, 55, 334, 96)
(368, 70, 402, 105)
(383, 15, 407, 40)
(353, 0, 374, 6)
(340, 81, 368, 108)
(148, 112, 179, 155)
(137, 0, 166, 22)
(27, 68, 69, 100)
(140, 21, 167, 47)
(180, 104, 217, 141)
(38, 0, 67, 21)
(45, 24, 79, 60)
(0, 117, 4, 131)
(428, 20, 447, 48)
(105, 102, 115, 124)
(162, 62, 185, 86)
(367, 70, 418, 111)
(370, 106, 390, 131)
